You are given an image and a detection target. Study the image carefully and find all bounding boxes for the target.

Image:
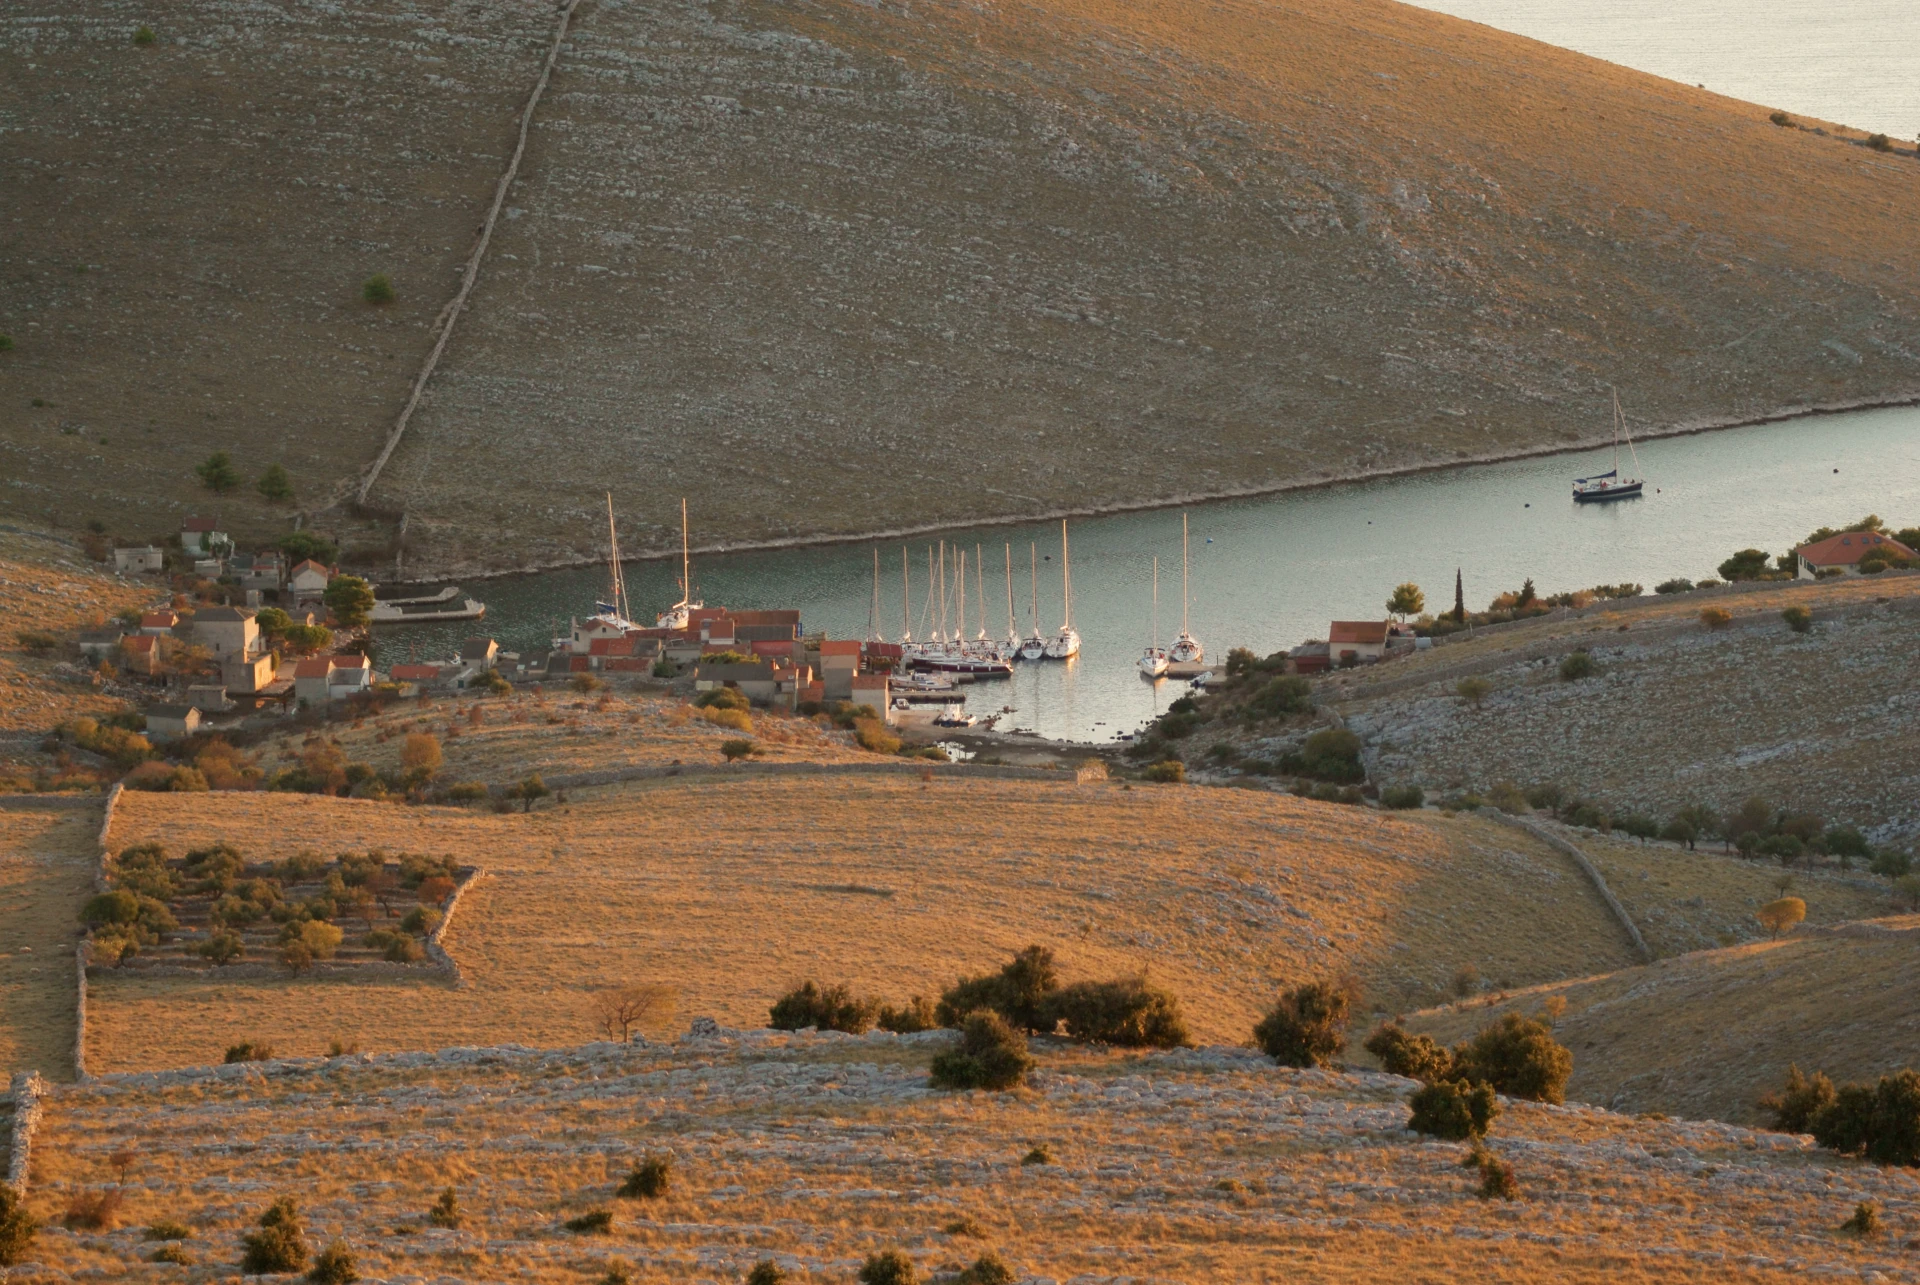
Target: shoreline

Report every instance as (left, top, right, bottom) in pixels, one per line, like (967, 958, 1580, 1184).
(391, 387, 1919, 583)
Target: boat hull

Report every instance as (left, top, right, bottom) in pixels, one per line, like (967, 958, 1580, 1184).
(908, 654, 1013, 677)
(1573, 481, 1644, 503)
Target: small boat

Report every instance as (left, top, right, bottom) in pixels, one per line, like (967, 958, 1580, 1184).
(1168, 512, 1205, 664)
(1044, 519, 1081, 660)
(1573, 389, 1646, 504)
(1018, 542, 1048, 660)
(370, 595, 486, 624)
(656, 498, 705, 628)
(934, 709, 978, 728)
(555, 494, 642, 651)
(1138, 555, 1169, 678)
(1189, 671, 1211, 690)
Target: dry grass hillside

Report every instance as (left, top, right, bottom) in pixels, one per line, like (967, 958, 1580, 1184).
(80, 778, 1646, 1073)
(0, 799, 95, 1083)
(1335, 574, 1920, 842)
(7, 0, 1920, 569)
(1404, 921, 1920, 1127)
(16, 1034, 1919, 1283)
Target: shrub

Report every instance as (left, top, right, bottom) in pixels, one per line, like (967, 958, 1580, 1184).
(1769, 110, 1793, 126)
(62, 1187, 124, 1230)
(400, 905, 443, 935)
(1452, 1013, 1573, 1104)
(1781, 605, 1812, 633)
(241, 1198, 308, 1274)
(1143, 759, 1185, 784)
(133, 24, 156, 44)
(1248, 675, 1312, 718)
(443, 781, 489, 804)
(1843, 1201, 1881, 1235)
(1868, 133, 1893, 152)
(309, 1240, 358, 1284)
(1379, 784, 1424, 810)
(284, 919, 343, 960)
(146, 1220, 192, 1241)
(602, 1261, 636, 1285)
(1616, 813, 1660, 842)
(1699, 607, 1732, 631)
(1653, 578, 1694, 594)
(858, 1250, 918, 1285)
(1408, 1079, 1499, 1140)
(195, 450, 242, 493)
(720, 738, 755, 762)
(198, 930, 245, 964)
(877, 995, 937, 1034)
(1871, 849, 1913, 879)
(151, 1243, 192, 1265)
(427, 1188, 461, 1229)
(617, 1154, 673, 1200)
(1756, 896, 1806, 938)
(1811, 1070, 1920, 1165)
(929, 1012, 1033, 1091)
(1044, 977, 1190, 1048)
(225, 1040, 274, 1063)
(1471, 1146, 1518, 1200)
(746, 1262, 788, 1285)
(1253, 981, 1353, 1068)
(769, 980, 878, 1034)
(1364, 1023, 1455, 1082)
(936, 945, 1057, 1031)
(0, 1184, 35, 1266)
(1760, 1065, 1835, 1133)
(1291, 728, 1363, 782)
(362, 274, 395, 305)
(1021, 1145, 1054, 1165)
(1557, 651, 1596, 682)
(564, 1209, 614, 1234)
(954, 1253, 1016, 1285)
(382, 935, 425, 963)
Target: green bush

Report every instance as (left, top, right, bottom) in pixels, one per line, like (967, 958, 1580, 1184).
(1253, 981, 1352, 1068)
(1868, 133, 1893, 152)
(1470, 1146, 1518, 1200)
(1407, 1079, 1499, 1139)
(1718, 548, 1772, 581)
(876, 995, 937, 1034)
(936, 945, 1057, 1031)
(746, 1262, 787, 1285)
(240, 1198, 308, 1274)
(1452, 1013, 1573, 1104)
(1379, 785, 1424, 810)
(1455, 677, 1491, 707)
(308, 1240, 358, 1284)
(1364, 1023, 1454, 1081)
(151, 1243, 192, 1265)
(225, 1041, 274, 1064)
(1768, 110, 1793, 127)
(257, 463, 293, 503)
(1557, 651, 1596, 682)
(857, 1249, 917, 1285)
(720, 738, 755, 762)
(768, 980, 878, 1034)
(1870, 849, 1913, 879)
(0, 1184, 38, 1267)
(362, 274, 395, 305)
(195, 450, 242, 494)
(616, 1154, 673, 1200)
(400, 906, 443, 935)
(1248, 675, 1311, 718)
(1043, 977, 1190, 1048)
(1811, 1070, 1920, 1165)
(694, 686, 750, 711)
(197, 930, 245, 965)
(1781, 605, 1812, 633)
(954, 1252, 1016, 1285)
(564, 1209, 613, 1234)
(1654, 578, 1694, 594)
(112, 842, 177, 899)
(133, 25, 157, 44)
(1289, 728, 1364, 783)
(1843, 1200, 1881, 1235)
(1143, 760, 1185, 784)
(1760, 1065, 1835, 1133)
(929, 1012, 1033, 1091)
(146, 1220, 192, 1241)
(427, 1188, 460, 1229)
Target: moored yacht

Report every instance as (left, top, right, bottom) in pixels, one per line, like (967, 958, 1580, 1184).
(1138, 555, 1169, 678)
(1573, 388, 1647, 503)
(1043, 519, 1081, 660)
(1167, 512, 1204, 665)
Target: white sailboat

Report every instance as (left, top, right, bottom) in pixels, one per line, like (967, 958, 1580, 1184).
(1168, 512, 1204, 665)
(1044, 519, 1081, 660)
(1003, 543, 1021, 657)
(1019, 542, 1047, 661)
(1138, 556, 1170, 678)
(555, 493, 640, 651)
(655, 497, 703, 629)
(1573, 388, 1646, 503)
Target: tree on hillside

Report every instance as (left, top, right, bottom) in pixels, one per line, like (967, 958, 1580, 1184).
(256, 463, 294, 503)
(362, 273, 395, 305)
(323, 575, 375, 628)
(195, 451, 242, 493)
(277, 531, 338, 565)
(1452, 568, 1465, 623)
(1386, 583, 1424, 620)
(1757, 896, 1806, 939)
(590, 983, 677, 1042)
(1717, 548, 1773, 581)
(400, 733, 442, 787)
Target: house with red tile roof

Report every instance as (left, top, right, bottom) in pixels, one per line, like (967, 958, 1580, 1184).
(1794, 531, 1918, 579)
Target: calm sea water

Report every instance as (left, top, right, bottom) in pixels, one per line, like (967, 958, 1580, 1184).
(1409, 0, 1920, 138)
(380, 406, 1920, 744)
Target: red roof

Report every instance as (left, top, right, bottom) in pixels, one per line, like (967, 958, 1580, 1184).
(289, 559, 333, 578)
(292, 658, 333, 678)
(1329, 621, 1389, 646)
(851, 673, 888, 689)
(182, 517, 219, 533)
(819, 640, 862, 657)
(122, 635, 157, 654)
(391, 664, 442, 680)
(141, 611, 178, 628)
(332, 653, 370, 670)
(1796, 531, 1918, 568)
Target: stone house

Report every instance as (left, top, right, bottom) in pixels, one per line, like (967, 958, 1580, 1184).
(145, 704, 201, 740)
(292, 657, 336, 706)
(694, 659, 781, 705)
(818, 639, 862, 701)
(1328, 620, 1390, 665)
(120, 634, 161, 676)
(139, 609, 180, 635)
(460, 637, 500, 671)
(223, 651, 277, 695)
(113, 546, 165, 575)
(194, 606, 260, 660)
(288, 559, 335, 602)
(180, 517, 231, 558)
(76, 628, 125, 660)
(851, 672, 892, 722)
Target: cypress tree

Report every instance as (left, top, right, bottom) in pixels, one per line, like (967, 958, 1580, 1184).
(1452, 568, 1465, 622)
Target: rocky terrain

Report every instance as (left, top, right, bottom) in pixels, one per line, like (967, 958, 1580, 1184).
(16, 1028, 1920, 1283)
(7, 0, 1920, 569)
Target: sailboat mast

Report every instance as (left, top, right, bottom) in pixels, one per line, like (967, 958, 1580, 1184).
(901, 546, 911, 642)
(975, 544, 987, 639)
(605, 492, 628, 623)
(1060, 520, 1072, 630)
(1029, 543, 1038, 634)
(1182, 512, 1191, 639)
(869, 547, 881, 643)
(1004, 543, 1015, 642)
(957, 549, 967, 644)
(677, 497, 691, 610)
(1152, 556, 1160, 651)
(937, 542, 946, 641)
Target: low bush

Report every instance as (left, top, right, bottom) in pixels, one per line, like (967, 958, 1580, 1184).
(1044, 977, 1190, 1048)
(1021, 1145, 1054, 1165)
(133, 24, 156, 43)
(362, 274, 395, 305)
(1756, 896, 1806, 938)
(151, 1243, 192, 1265)
(1455, 677, 1491, 707)
(240, 1198, 308, 1274)
(936, 945, 1057, 1032)
(1557, 651, 1596, 682)
(853, 718, 901, 754)
(1364, 1023, 1454, 1082)
(1868, 133, 1893, 152)
(1768, 110, 1794, 127)
(146, 1220, 192, 1241)
(1253, 981, 1353, 1068)
(427, 1188, 461, 1229)
(1469, 1146, 1518, 1200)
(1452, 1013, 1573, 1104)
(564, 1209, 614, 1234)
(617, 1154, 673, 1200)
(1288, 728, 1364, 783)
(1379, 784, 1424, 810)
(309, 1240, 358, 1284)
(1248, 675, 1311, 718)
(400, 906, 442, 935)
(858, 1250, 917, 1285)
(877, 995, 937, 1034)
(225, 1041, 274, 1064)
(1653, 577, 1694, 594)
(929, 1012, 1033, 1091)
(720, 738, 755, 762)
(1760, 1065, 1836, 1133)
(1408, 1079, 1499, 1140)
(1782, 605, 1812, 633)
(62, 1188, 124, 1231)
(769, 980, 878, 1034)
(1699, 607, 1732, 631)
(746, 1262, 787, 1285)
(1843, 1201, 1882, 1235)
(954, 1252, 1016, 1285)
(1810, 1070, 1920, 1165)
(0, 1185, 35, 1266)
(1143, 759, 1185, 784)
(197, 930, 245, 965)
(695, 687, 749, 711)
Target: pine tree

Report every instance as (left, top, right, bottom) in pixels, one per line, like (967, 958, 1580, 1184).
(195, 451, 242, 493)
(1452, 568, 1465, 622)
(256, 463, 293, 502)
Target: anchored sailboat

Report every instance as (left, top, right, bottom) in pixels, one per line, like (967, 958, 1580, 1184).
(1573, 388, 1646, 503)
(1044, 519, 1081, 660)
(656, 498, 703, 628)
(1169, 512, 1205, 665)
(1139, 556, 1170, 678)
(1019, 543, 1047, 661)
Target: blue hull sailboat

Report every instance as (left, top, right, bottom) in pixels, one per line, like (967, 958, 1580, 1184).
(1574, 389, 1646, 503)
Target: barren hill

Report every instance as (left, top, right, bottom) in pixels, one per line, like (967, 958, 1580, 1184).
(7, 0, 1920, 568)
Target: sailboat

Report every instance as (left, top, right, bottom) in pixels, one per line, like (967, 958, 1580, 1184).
(1573, 388, 1646, 503)
(1019, 542, 1047, 661)
(1168, 512, 1205, 664)
(1138, 556, 1170, 678)
(655, 498, 704, 628)
(555, 493, 641, 652)
(1003, 544, 1021, 657)
(1044, 519, 1081, 660)
(907, 541, 1010, 676)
